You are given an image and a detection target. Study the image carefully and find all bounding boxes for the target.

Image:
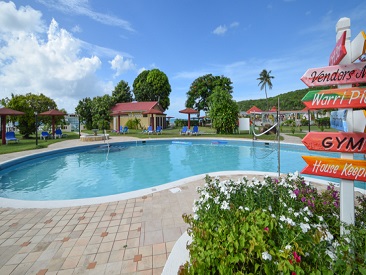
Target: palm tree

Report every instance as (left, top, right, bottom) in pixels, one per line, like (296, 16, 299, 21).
(257, 69, 274, 111)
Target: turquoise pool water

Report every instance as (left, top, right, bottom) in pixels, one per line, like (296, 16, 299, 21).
(0, 139, 364, 200)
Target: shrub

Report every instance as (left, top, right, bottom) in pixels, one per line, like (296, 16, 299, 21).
(181, 173, 366, 274)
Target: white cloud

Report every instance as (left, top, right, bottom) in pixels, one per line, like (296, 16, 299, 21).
(213, 25, 227, 35)
(71, 24, 82, 33)
(36, 0, 134, 31)
(0, 1, 45, 33)
(230, 22, 239, 28)
(0, 3, 106, 113)
(109, 54, 136, 76)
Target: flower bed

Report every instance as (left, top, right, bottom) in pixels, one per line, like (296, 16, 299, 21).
(180, 173, 366, 274)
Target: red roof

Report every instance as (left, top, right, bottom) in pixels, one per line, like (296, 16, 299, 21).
(246, 106, 263, 114)
(111, 101, 164, 114)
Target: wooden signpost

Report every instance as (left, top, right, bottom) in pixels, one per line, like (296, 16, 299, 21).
(301, 17, 366, 230)
(302, 156, 366, 182)
(300, 62, 366, 87)
(302, 132, 366, 153)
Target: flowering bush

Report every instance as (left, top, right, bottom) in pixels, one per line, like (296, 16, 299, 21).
(181, 173, 366, 274)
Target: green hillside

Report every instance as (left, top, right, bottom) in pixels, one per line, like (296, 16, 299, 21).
(237, 87, 326, 112)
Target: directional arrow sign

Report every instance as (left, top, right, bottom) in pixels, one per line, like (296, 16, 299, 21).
(351, 31, 366, 62)
(302, 132, 366, 153)
(301, 87, 366, 109)
(301, 62, 366, 87)
(329, 30, 347, 66)
(302, 156, 366, 181)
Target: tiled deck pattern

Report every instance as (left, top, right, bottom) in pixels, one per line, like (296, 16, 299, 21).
(0, 181, 203, 274)
(0, 134, 306, 274)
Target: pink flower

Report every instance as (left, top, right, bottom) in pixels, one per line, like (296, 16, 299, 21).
(293, 251, 301, 263)
(264, 227, 269, 232)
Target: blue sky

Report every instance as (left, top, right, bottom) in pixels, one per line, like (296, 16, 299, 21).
(0, 1, 365, 118)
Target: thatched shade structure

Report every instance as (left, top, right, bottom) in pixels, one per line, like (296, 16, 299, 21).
(39, 109, 66, 138)
(0, 107, 25, 145)
(179, 108, 199, 129)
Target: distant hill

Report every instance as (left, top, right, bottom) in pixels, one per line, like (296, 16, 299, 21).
(237, 87, 325, 112)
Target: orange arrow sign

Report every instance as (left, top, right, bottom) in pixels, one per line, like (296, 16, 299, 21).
(302, 132, 366, 153)
(301, 62, 366, 87)
(302, 156, 366, 181)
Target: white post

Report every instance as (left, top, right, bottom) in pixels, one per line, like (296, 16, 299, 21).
(336, 18, 355, 230)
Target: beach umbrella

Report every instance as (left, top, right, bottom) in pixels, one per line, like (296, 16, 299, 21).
(0, 107, 25, 145)
(179, 108, 199, 129)
(39, 109, 66, 138)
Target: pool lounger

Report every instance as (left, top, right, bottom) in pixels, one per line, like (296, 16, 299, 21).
(172, 141, 192, 145)
(211, 140, 228, 145)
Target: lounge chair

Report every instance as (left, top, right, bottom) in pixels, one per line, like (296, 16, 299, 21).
(119, 125, 123, 134)
(147, 126, 154, 135)
(180, 126, 188, 135)
(5, 132, 19, 144)
(55, 128, 63, 138)
(156, 126, 162, 135)
(41, 131, 50, 140)
(191, 125, 199, 136)
(121, 126, 129, 134)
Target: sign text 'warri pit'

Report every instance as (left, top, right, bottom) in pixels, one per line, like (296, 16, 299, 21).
(301, 62, 366, 87)
(302, 156, 366, 181)
(301, 87, 366, 109)
(302, 132, 366, 153)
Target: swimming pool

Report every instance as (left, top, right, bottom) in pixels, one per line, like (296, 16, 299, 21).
(0, 139, 364, 201)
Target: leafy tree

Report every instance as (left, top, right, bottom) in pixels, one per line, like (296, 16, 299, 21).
(133, 69, 171, 110)
(91, 94, 113, 130)
(208, 86, 239, 134)
(112, 80, 133, 104)
(257, 69, 274, 111)
(1, 93, 57, 138)
(75, 97, 93, 130)
(186, 74, 233, 113)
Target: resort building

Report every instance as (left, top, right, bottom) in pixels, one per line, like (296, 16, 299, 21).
(110, 101, 167, 131)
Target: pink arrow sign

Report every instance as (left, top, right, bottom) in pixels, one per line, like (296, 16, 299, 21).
(301, 62, 366, 87)
(329, 30, 347, 66)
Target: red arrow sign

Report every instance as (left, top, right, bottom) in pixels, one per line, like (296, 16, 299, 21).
(329, 30, 347, 66)
(301, 62, 366, 87)
(302, 132, 366, 153)
(302, 156, 366, 181)
(301, 87, 366, 109)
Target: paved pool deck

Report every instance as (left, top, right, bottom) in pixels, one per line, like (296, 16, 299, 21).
(0, 134, 346, 274)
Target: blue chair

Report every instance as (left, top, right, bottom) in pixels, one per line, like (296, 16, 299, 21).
(180, 126, 188, 135)
(5, 132, 19, 144)
(119, 125, 123, 134)
(156, 126, 162, 135)
(121, 126, 129, 134)
(55, 128, 63, 138)
(147, 126, 154, 135)
(191, 125, 199, 136)
(41, 131, 50, 140)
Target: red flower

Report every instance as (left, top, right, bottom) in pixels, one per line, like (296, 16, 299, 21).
(293, 251, 301, 263)
(264, 227, 269, 232)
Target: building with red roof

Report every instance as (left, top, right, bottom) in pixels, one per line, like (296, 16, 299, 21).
(110, 101, 166, 131)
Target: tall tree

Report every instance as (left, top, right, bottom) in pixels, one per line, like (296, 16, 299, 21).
(1, 93, 57, 138)
(112, 80, 133, 105)
(208, 86, 239, 134)
(91, 95, 113, 130)
(186, 74, 233, 113)
(257, 69, 274, 111)
(75, 97, 93, 130)
(133, 69, 171, 110)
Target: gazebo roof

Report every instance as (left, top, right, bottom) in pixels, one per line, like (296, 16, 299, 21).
(39, 109, 66, 116)
(0, 107, 25, 116)
(179, 108, 199, 114)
